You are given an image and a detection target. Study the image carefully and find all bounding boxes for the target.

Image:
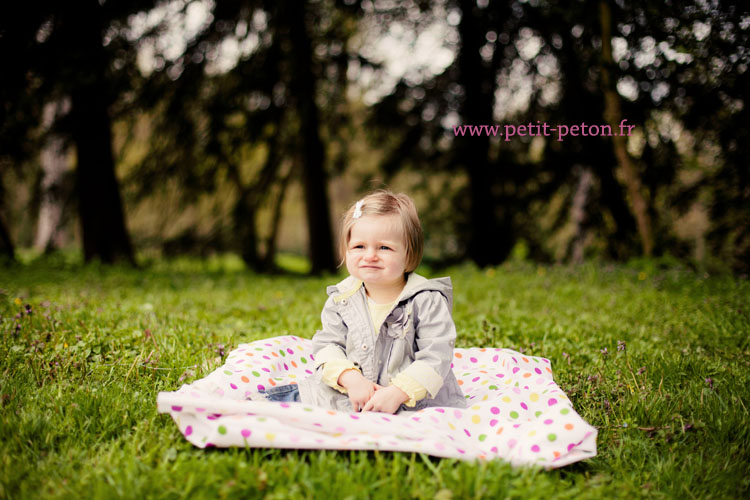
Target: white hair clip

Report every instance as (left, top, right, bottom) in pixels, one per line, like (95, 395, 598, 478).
(353, 200, 364, 219)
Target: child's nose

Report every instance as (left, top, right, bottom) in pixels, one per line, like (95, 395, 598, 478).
(365, 247, 377, 259)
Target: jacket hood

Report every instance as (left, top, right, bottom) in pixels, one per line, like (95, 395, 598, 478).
(327, 273, 453, 311)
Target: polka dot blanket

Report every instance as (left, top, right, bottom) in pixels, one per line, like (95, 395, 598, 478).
(156, 335, 597, 468)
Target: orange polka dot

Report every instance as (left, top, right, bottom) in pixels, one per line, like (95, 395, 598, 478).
(565, 423, 574, 430)
(546, 367, 552, 373)
(291, 361, 298, 368)
(522, 357, 529, 363)
(245, 352, 254, 356)
(479, 370, 488, 374)
(553, 451, 561, 458)
(241, 376, 250, 383)
(497, 426, 504, 435)
(455, 352, 463, 358)
(523, 373, 531, 378)
(458, 379, 464, 385)
(268, 378, 276, 386)
(272, 352, 279, 357)
(327, 411, 336, 415)
(480, 348, 487, 352)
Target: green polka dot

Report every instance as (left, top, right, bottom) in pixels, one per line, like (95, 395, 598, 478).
(257, 417, 266, 422)
(478, 434, 487, 442)
(300, 357, 308, 364)
(252, 371, 260, 377)
(303, 407, 313, 412)
(510, 411, 519, 419)
(560, 408, 570, 415)
(535, 411, 542, 417)
(217, 425, 227, 435)
(254, 348, 263, 351)
(279, 349, 286, 357)
(489, 385, 498, 390)
(223, 370, 232, 375)
(547, 433, 557, 442)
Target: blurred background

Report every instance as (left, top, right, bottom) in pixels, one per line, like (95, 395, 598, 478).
(0, 0, 747, 274)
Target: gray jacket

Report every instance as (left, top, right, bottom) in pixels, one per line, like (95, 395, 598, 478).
(296, 273, 467, 412)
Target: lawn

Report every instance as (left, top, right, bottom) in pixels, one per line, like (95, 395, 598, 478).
(1, 256, 748, 499)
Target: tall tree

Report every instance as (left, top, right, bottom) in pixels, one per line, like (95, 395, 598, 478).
(599, 0, 653, 256)
(279, 0, 336, 274)
(62, 1, 134, 264)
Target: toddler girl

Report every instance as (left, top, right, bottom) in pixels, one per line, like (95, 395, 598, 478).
(254, 190, 466, 413)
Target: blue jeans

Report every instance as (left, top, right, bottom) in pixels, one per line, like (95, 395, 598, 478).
(258, 383, 301, 403)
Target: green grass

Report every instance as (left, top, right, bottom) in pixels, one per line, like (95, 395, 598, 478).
(1, 256, 749, 499)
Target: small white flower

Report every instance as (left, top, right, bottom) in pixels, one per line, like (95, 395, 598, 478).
(353, 200, 364, 219)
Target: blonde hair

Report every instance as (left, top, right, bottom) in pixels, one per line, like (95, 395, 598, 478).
(339, 190, 423, 272)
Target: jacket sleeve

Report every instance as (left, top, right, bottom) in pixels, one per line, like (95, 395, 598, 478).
(311, 295, 351, 368)
(397, 291, 457, 398)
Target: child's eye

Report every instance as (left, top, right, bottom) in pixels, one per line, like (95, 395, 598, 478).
(380, 246, 392, 251)
(352, 244, 364, 249)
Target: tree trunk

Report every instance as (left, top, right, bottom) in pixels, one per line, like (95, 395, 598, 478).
(262, 162, 294, 271)
(281, 0, 336, 274)
(66, 1, 134, 265)
(0, 210, 14, 262)
(35, 98, 71, 253)
(457, 0, 510, 266)
(599, 0, 654, 256)
(568, 166, 593, 264)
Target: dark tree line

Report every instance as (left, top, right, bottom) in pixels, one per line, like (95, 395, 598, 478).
(1, 0, 747, 273)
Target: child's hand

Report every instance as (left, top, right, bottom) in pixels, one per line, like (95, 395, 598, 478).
(338, 369, 379, 412)
(361, 385, 409, 414)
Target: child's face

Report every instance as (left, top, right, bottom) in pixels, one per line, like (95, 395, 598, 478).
(346, 214, 408, 289)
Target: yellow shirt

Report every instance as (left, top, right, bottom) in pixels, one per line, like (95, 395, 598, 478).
(321, 297, 429, 407)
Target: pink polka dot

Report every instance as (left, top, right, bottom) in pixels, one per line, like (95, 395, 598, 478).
(196, 407, 205, 412)
(567, 443, 576, 451)
(531, 445, 540, 452)
(470, 357, 478, 363)
(464, 429, 471, 437)
(512, 367, 520, 374)
(489, 419, 498, 427)
(350, 415, 360, 419)
(492, 355, 499, 362)
(184, 426, 193, 436)
(508, 439, 517, 448)
(287, 348, 294, 354)
(548, 398, 558, 406)
(241, 429, 251, 438)
(280, 403, 290, 408)
(472, 377, 480, 382)
(171, 405, 182, 412)
(230, 383, 238, 390)
(544, 419, 554, 425)
(520, 402, 528, 410)
(435, 442, 445, 450)
(535, 367, 542, 374)
(491, 446, 498, 453)
(454, 410, 463, 418)
(435, 408, 445, 413)
(490, 407, 500, 414)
